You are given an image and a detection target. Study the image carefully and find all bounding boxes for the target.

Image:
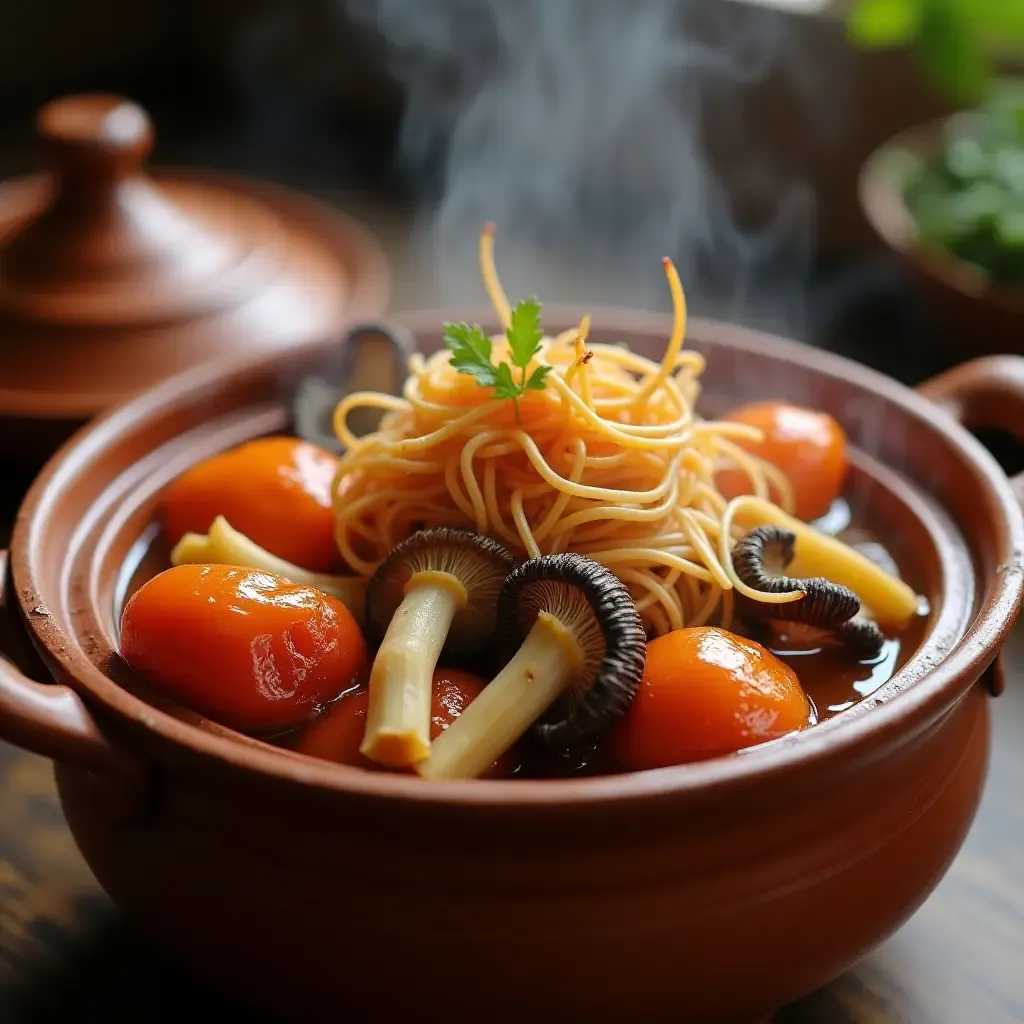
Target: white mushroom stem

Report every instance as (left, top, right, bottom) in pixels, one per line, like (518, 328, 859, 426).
(360, 570, 468, 768)
(170, 516, 366, 627)
(418, 611, 584, 781)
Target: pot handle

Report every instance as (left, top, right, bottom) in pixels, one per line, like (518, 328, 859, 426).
(0, 548, 138, 779)
(917, 356, 1024, 699)
(917, 355, 1024, 504)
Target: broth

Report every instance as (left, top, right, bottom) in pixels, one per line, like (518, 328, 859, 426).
(115, 495, 928, 779)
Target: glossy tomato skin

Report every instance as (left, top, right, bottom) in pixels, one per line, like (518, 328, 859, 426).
(611, 626, 811, 771)
(295, 668, 519, 778)
(161, 436, 341, 572)
(120, 564, 367, 734)
(717, 401, 847, 521)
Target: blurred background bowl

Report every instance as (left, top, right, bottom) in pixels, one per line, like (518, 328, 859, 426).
(860, 117, 1024, 356)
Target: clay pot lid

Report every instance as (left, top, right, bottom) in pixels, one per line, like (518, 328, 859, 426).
(0, 93, 390, 422)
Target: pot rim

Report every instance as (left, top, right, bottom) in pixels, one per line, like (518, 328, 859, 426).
(11, 310, 1024, 808)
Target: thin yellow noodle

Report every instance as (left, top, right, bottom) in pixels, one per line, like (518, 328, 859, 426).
(480, 224, 511, 328)
(576, 320, 594, 408)
(533, 440, 587, 543)
(678, 510, 732, 590)
(585, 547, 715, 582)
(599, 259, 687, 412)
(720, 589, 735, 630)
(619, 568, 684, 631)
(459, 432, 496, 532)
(333, 393, 408, 451)
(562, 316, 592, 392)
(691, 583, 723, 628)
(646, 604, 672, 637)
(330, 224, 917, 635)
(484, 456, 520, 547)
(444, 456, 477, 521)
(510, 491, 541, 559)
(719, 496, 804, 605)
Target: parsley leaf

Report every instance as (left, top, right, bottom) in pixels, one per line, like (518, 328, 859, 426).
(492, 361, 519, 400)
(525, 365, 553, 391)
(442, 299, 553, 420)
(506, 297, 543, 380)
(443, 322, 500, 388)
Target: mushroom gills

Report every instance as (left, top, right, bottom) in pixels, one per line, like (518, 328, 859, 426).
(417, 553, 646, 782)
(360, 570, 467, 767)
(761, 617, 886, 661)
(360, 528, 518, 768)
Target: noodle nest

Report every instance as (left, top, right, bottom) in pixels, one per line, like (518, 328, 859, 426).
(331, 232, 795, 636)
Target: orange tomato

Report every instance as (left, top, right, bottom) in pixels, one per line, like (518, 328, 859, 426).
(611, 626, 811, 770)
(716, 401, 847, 521)
(295, 668, 519, 778)
(161, 436, 341, 573)
(120, 564, 367, 733)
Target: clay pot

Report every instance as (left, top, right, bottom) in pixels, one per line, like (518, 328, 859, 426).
(1, 314, 1023, 1024)
(859, 116, 1024, 355)
(0, 93, 390, 467)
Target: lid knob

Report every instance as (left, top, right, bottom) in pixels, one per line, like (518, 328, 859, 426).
(0, 93, 258, 327)
(36, 93, 154, 196)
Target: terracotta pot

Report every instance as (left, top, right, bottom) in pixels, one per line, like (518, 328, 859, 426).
(1, 314, 1023, 1024)
(0, 93, 391, 469)
(859, 116, 1024, 355)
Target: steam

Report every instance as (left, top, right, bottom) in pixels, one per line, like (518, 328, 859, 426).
(348, 0, 815, 334)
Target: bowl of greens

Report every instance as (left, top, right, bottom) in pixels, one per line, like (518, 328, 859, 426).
(860, 81, 1024, 351)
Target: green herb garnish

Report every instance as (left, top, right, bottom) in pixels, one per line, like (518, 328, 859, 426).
(443, 298, 553, 418)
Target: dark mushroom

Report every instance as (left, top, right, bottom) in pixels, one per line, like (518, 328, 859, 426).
(732, 525, 884, 659)
(360, 527, 517, 767)
(291, 322, 414, 451)
(754, 617, 886, 661)
(418, 554, 647, 781)
(733, 526, 860, 626)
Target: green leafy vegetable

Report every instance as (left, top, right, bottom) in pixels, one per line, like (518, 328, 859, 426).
(443, 298, 553, 418)
(904, 82, 1024, 288)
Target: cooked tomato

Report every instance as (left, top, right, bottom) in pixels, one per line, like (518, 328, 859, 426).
(161, 436, 341, 572)
(120, 564, 366, 733)
(717, 401, 847, 521)
(295, 668, 519, 778)
(611, 626, 811, 770)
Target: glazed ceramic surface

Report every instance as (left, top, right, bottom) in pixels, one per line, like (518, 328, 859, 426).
(2, 315, 1023, 1024)
(0, 93, 390, 466)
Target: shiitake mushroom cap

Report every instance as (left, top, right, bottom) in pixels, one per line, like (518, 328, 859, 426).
(497, 553, 647, 750)
(364, 527, 518, 655)
(733, 525, 861, 627)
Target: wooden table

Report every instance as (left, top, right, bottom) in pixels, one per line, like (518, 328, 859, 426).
(2, 498, 1022, 1024)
